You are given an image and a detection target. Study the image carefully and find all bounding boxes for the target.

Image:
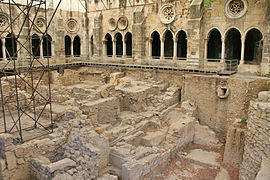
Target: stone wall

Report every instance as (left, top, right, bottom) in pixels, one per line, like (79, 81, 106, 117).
(239, 91, 270, 180)
(182, 74, 270, 138)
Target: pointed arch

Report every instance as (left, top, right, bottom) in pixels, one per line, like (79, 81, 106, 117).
(125, 32, 132, 57)
(164, 30, 174, 58)
(90, 35, 94, 56)
(5, 33, 17, 60)
(65, 35, 71, 57)
(32, 34, 40, 58)
(225, 28, 241, 60)
(105, 33, 113, 56)
(115, 32, 123, 57)
(207, 28, 222, 59)
(43, 34, 52, 57)
(244, 28, 263, 64)
(176, 30, 187, 58)
(151, 31, 161, 58)
(73, 35, 81, 57)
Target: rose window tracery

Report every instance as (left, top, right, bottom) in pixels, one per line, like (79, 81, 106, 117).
(229, 0, 244, 15)
(0, 15, 8, 27)
(117, 16, 128, 31)
(224, 0, 248, 19)
(158, 4, 176, 25)
(36, 19, 44, 28)
(66, 18, 79, 34)
(164, 7, 175, 21)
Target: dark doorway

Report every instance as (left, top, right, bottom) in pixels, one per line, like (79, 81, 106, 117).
(125, 32, 132, 57)
(115, 33, 123, 57)
(5, 33, 17, 60)
(177, 30, 187, 59)
(32, 34, 40, 58)
(244, 28, 263, 64)
(225, 28, 241, 60)
(207, 29, 222, 59)
(43, 34, 52, 57)
(0, 39, 3, 60)
(105, 33, 113, 56)
(151, 31, 161, 58)
(73, 35, 81, 57)
(65, 35, 71, 57)
(164, 30, 173, 58)
(90, 35, 94, 56)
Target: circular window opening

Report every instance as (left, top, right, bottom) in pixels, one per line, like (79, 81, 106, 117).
(225, 0, 248, 19)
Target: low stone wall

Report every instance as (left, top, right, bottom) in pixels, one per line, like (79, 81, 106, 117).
(240, 91, 270, 180)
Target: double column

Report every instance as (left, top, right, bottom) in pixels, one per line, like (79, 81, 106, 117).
(240, 38, 245, 64)
(160, 37, 164, 59)
(112, 37, 126, 58)
(1, 38, 6, 61)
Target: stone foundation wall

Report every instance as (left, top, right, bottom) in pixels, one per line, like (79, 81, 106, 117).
(239, 91, 270, 180)
(182, 74, 270, 138)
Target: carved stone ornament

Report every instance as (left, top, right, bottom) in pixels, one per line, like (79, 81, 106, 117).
(224, 0, 248, 19)
(158, 4, 176, 25)
(108, 18, 117, 31)
(117, 16, 128, 31)
(66, 18, 79, 34)
(0, 14, 9, 29)
(216, 82, 230, 99)
(34, 17, 46, 32)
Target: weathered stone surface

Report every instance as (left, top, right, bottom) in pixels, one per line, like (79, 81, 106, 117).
(141, 130, 166, 147)
(180, 149, 220, 169)
(255, 156, 270, 180)
(215, 168, 230, 180)
(5, 151, 17, 170)
(194, 122, 221, 148)
(46, 158, 76, 173)
(223, 120, 246, 168)
(240, 93, 270, 180)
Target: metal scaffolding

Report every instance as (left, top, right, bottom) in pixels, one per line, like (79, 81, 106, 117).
(0, 0, 61, 143)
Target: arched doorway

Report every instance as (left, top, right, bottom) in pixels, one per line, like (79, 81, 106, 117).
(151, 31, 161, 58)
(73, 35, 80, 57)
(125, 32, 132, 57)
(65, 35, 71, 57)
(105, 34, 113, 56)
(5, 33, 17, 60)
(225, 28, 241, 60)
(207, 29, 222, 59)
(43, 34, 52, 58)
(115, 33, 123, 57)
(0, 39, 3, 60)
(32, 34, 40, 58)
(90, 35, 94, 56)
(244, 28, 263, 64)
(177, 30, 187, 59)
(164, 30, 174, 58)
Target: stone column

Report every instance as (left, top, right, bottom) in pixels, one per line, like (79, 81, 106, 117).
(103, 40, 107, 56)
(123, 39, 126, 58)
(71, 39, 74, 57)
(204, 38, 208, 60)
(173, 37, 178, 60)
(160, 38, 164, 59)
(240, 38, 245, 64)
(148, 38, 152, 57)
(113, 39, 116, 57)
(2, 38, 6, 61)
(221, 37, 225, 63)
(51, 41, 55, 57)
(40, 38, 43, 59)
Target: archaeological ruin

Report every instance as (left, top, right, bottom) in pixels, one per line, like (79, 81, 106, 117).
(0, 0, 270, 179)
